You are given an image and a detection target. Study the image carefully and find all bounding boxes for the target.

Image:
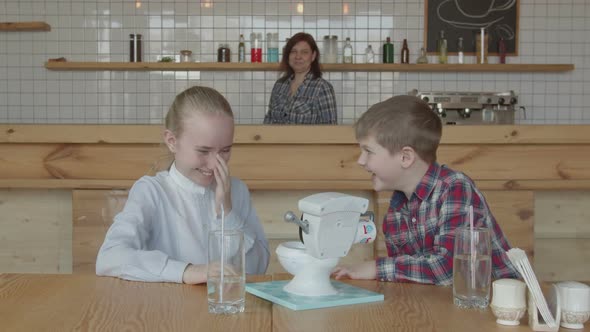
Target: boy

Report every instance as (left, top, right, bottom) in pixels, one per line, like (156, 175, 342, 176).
(332, 95, 518, 285)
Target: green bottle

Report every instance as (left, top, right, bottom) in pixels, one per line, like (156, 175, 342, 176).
(383, 37, 394, 63)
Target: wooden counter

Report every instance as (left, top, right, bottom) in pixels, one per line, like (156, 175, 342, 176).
(0, 125, 589, 281)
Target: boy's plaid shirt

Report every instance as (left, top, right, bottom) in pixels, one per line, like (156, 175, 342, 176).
(376, 162, 519, 285)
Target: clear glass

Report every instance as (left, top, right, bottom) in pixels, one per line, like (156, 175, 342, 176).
(453, 226, 492, 309)
(207, 229, 245, 314)
(438, 30, 447, 64)
(416, 47, 429, 64)
(343, 38, 353, 64)
(180, 50, 192, 63)
(365, 45, 375, 63)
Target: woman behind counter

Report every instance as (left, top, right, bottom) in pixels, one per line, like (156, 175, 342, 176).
(264, 32, 338, 124)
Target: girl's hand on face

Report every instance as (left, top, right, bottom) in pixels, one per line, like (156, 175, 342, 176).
(213, 153, 232, 216)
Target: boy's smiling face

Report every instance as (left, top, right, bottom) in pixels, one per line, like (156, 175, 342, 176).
(357, 135, 404, 192)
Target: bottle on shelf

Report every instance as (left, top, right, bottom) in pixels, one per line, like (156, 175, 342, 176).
(365, 45, 375, 63)
(437, 30, 447, 64)
(266, 32, 279, 63)
(217, 44, 230, 62)
(129, 34, 142, 62)
(498, 37, 506, 64)
(383, 37, 394, 63)
(457, 37, 464, 64)
(238, 34, 246, 63)
(401, 39, 409, 64)
(476, 28, 489, 64)
(416, 47, 428, 64)
(250, 33, 262, 63)
(343, 37, 353, 64)
(323, 35, 338, 63)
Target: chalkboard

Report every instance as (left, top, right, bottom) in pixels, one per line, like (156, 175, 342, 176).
(425, 0, 519, 55)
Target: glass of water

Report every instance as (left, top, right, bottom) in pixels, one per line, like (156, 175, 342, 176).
(207, 229, 245, 314)
(452, 226, 492, 309)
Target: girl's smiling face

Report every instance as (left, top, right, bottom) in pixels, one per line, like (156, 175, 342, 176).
(165, 112, 234, 187)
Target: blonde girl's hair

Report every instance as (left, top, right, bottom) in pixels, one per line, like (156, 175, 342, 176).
(149, 86, 234, 175)
(165, 85, 234, 137)
(354, 95, 442, 164)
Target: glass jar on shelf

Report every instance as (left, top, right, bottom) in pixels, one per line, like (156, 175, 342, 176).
(180, 50, 193, 63)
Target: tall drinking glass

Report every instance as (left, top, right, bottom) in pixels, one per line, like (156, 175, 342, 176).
(453, 226, 492, 309)
(207, 229, 245, 314)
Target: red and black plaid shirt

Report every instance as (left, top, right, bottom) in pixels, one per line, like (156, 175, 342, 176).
(376, 163, 519, 285)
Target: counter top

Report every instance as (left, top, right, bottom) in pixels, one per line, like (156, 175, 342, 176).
(1, 124, 590, 144)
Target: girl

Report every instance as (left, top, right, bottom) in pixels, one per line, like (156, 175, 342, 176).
(96, 86, 270, 284)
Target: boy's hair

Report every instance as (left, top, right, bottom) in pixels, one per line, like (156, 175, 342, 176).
(354, 95, 442, 164)
(165, 86, 234, 137)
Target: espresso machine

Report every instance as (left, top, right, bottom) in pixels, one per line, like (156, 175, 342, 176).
(410, 90, 523, 125)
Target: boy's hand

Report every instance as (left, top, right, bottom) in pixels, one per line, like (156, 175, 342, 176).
(213, 154, 232, 216)
(331, 260, 377, 280)
(182, 264, 207, 284)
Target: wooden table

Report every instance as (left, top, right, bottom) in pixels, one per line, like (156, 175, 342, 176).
(0, 274, 272, 332)
(1, 274, 586, 332)
(272, 278, 588, 332)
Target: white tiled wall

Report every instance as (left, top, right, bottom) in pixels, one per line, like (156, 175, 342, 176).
(0, 0, 589, 124)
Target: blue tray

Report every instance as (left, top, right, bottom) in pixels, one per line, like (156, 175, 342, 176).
(245, 280, 384, 311)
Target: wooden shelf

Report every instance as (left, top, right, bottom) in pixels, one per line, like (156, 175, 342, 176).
(0, 21, 51, 32)
(44, 61, 575, 73)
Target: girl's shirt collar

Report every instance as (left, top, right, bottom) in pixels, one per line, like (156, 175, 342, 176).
(169, 162, 206, 195)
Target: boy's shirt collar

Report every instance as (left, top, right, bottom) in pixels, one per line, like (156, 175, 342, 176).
(169, 162, 206, 195)
(390, 162, 440, 209)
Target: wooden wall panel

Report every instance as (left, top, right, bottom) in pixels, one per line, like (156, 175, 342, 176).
(533, 191, 590, 282)
(72, 190, 128, 273)
(535, 191, 590, 238)
(0, 189, 71, 273)
(3, 144, 590, 183)
(535, 239, 590, 281)
(438, 145, 590, 181)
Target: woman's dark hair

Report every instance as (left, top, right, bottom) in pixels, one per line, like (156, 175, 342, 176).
(279, 32, 322, 81)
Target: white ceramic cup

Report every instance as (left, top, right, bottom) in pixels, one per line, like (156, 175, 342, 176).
(490, 279, 527, 325)
(556, 281, 590, 329)
(492, 279, 527, 308)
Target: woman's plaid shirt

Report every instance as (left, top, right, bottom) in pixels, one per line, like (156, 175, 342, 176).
(264, 72, 337, 124)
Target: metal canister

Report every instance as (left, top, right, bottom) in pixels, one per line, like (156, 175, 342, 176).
(129, 34, 142, 62)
